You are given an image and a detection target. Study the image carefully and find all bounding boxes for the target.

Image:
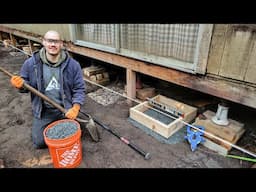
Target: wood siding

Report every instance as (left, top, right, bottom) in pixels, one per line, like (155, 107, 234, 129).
(207, 24, 256, 84)
(1, 24, 71, 41)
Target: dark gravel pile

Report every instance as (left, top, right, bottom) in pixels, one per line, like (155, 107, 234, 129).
(45, 121, 78, 139)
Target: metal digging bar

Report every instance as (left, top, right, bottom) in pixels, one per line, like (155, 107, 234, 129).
(79, 111, 151, 160)
(0, 66, 100, 142)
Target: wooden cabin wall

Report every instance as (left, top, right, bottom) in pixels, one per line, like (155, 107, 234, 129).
(1, 24, 71, 41)
(207, 24, 256, 84)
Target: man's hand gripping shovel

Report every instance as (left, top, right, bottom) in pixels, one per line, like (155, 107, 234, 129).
(0, 66, 100, 142)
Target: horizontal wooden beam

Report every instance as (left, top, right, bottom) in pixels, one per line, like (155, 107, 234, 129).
(0, 25, 42, 43)
(67, 43, 256, 109)
(0, 25, 256, 109)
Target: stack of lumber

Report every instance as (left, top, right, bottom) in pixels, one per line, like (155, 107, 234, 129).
(22, 46, 32, 55)
(83, 65, 109, 85)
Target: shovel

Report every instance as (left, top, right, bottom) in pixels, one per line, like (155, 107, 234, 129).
(0, 66, 100, 142)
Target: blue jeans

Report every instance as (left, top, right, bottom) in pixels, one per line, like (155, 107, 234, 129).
(32, 107, 65, 149)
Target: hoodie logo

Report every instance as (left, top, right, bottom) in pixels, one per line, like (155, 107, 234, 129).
(45, 76, 60, 91)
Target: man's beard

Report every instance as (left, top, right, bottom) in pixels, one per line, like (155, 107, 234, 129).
(48, 52, 59, 56)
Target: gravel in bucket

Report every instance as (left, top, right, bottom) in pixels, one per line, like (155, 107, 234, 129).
(45, 121, 78, 139)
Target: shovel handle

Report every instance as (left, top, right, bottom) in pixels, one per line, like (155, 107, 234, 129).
(0, 66, 13, 77)
(0, 66, 87, 123)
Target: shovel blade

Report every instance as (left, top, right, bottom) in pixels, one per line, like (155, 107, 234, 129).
(86, 118, 100, 142)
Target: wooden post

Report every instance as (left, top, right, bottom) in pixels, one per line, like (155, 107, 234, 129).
(9, 33, 17, 47)
(126, 68, 136, 105)
(28, 39, 34, 54)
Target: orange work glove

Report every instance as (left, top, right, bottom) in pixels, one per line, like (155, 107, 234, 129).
(65, 104, 80, 120)
(10, 75, 24, 89)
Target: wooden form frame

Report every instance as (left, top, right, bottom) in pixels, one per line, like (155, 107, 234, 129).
(130, 95, 197, 138)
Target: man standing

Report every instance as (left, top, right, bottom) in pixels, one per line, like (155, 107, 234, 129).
(10, 30, 85, 149)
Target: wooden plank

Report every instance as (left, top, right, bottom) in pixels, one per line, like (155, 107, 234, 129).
(130, 106, 174, 138)
(194, 110, 245, 150)
(130, 95, 197, 138)
(205, 128, 245, 150)
(202, 111, 244, 133)
(83, 66, 105, 77)
(194, 110, 244, 142)
(152, 95, 198, 122)
(219, 26, 253, 80)
(202, 137, 228, 156)
(195, 119, 236, 141)
(195, 24, 214, 74)
(194, 120, 245, 154)
(207, 24, 228, 75)
(130, 106, 184, 138)
(245, 36, 256, 83)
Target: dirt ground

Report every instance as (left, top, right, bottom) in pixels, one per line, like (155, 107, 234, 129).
(0, 44, 256, 168)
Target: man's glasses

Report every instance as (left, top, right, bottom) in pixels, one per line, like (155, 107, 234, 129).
(44, 38, 62, 44)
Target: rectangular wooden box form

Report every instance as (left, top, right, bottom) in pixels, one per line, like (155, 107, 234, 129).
(129, 95, 198, 138)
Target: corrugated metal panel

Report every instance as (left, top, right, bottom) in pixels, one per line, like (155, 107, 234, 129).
(1, 24, 71, 41)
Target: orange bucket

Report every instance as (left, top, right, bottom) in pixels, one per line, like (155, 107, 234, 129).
(43, 119, 82, 168)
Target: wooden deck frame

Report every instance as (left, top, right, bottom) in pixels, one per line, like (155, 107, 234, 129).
(1, 25, 256, 109)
